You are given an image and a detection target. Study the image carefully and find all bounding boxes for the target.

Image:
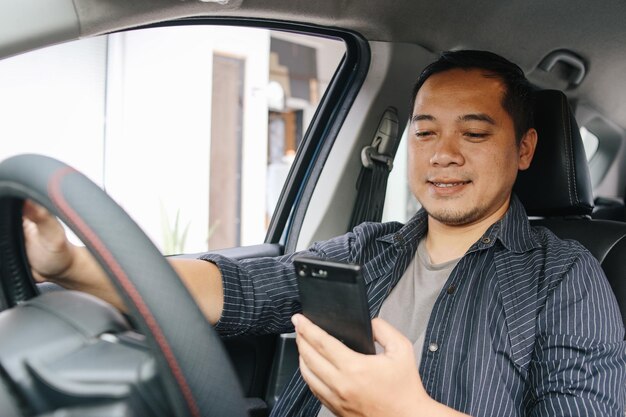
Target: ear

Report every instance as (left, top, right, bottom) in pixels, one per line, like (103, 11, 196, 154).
(518, 128, 537, 171)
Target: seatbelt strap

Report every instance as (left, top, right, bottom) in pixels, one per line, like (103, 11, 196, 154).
(348, 107, 399, 230)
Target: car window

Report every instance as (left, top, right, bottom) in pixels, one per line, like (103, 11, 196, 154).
(580, 126, 600, 161)
(0, 25, 345, 254)
(382, 128, 421, 224)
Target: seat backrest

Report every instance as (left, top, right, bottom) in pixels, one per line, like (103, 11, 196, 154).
(592, 197, 625, 221)
(514, 90, 626, 328)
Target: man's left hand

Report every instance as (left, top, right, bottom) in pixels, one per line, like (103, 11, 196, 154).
(292, 314, 436, 416)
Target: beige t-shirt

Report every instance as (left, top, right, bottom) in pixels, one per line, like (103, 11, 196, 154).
(317, 239, 459, 417)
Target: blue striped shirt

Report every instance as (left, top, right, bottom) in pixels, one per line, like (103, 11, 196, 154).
(202, 195, 626, 416)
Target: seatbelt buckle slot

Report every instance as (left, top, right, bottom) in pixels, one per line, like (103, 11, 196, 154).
(361, 146, 393, 170)
(359, 107, 398, 171)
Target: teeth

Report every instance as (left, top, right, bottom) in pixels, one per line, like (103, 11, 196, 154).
(433, 182, 464, 188)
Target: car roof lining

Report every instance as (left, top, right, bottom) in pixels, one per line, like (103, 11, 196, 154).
(2, 0, 626, 131)
(68, 0, 626, 132)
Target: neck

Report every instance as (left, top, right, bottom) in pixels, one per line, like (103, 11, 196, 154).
(425, 198, 510, 264)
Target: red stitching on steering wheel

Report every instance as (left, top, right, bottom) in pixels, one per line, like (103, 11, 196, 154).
(47, 166, 201, 417)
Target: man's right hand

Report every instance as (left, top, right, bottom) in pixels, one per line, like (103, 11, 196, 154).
(22, 200, 76, 284)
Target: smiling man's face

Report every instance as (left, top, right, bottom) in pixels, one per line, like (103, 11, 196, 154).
(408, 68, 535, 227)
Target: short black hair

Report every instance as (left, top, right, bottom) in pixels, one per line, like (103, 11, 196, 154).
(410, 50, 534, 143)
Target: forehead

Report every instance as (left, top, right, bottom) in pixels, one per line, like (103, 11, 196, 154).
(413, 68, 508, 116)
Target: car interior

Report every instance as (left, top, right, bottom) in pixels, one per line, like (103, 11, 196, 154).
(0, 1, 626, 416)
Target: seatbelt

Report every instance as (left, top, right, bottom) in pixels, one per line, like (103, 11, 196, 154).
(348, 107, 400, 230)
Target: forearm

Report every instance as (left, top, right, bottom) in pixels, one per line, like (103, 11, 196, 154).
(53, 247, 224, 324)
(169, 258, 224, 325)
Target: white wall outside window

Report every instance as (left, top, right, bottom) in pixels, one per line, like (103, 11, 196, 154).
(0, 26, 344, 254)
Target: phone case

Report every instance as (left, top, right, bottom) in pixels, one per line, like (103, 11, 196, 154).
(294, 257, 375, 354)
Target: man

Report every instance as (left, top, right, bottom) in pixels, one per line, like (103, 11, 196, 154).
(23, 50, 626, 416)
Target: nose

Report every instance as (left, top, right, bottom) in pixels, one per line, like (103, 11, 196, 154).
(429, 134, 464, 167)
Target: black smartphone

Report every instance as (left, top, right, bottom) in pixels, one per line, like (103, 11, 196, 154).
(294, 257, 375, 355)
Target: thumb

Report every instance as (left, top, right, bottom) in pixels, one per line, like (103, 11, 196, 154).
(372, 318, 410, 354)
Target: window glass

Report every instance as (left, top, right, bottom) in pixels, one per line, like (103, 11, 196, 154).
(382, 128, 421, 224)
(580, 126, 600, 161)
(0, 26, 345, 254)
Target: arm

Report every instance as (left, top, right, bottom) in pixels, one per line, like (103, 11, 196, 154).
(528, 250, 626, 416)
(23, 200, 224, 324)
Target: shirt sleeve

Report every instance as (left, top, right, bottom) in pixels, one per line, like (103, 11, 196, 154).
(528, 248, 626, 416)
(198, 231, 358, 337)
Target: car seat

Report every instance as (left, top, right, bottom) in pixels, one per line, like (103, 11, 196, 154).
(592, 196, 625, 221)
(513, 89, 626, 330)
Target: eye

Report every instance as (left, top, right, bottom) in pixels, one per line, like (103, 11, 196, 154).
(414, 130, 434, 139)
(464, 131, 490, 141)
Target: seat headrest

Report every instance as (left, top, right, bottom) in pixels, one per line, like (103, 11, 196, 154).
(513, 89, 594, 216)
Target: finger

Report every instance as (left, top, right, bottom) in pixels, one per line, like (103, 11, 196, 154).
(22, 217, 38, 236)
(30, 269, 46, 283)
(298, 355, 340, 411)
(371, 318, 412, 354)
(293, 314, 357, 368)
(22, 201, 67, 251)
(295, 324, 342, 387)
(22, 217, 41, 247)
(22, 200, 50, 223)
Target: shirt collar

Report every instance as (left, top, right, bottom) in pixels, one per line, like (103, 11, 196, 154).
(488, 193, 540, 253)
(377, 208, 428, 253)
(377, 193, 539, 254)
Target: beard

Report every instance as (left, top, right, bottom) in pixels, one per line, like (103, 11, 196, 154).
(423, 204, 487, 226)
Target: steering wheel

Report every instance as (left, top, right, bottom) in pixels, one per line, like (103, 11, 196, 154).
(0, 154, 247, 417)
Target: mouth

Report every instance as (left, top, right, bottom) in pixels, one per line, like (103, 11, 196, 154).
(426, 179, 472, 196)
(428, 180, 471, 188)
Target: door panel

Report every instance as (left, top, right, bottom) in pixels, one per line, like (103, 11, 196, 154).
(174, 243, 288, 416)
